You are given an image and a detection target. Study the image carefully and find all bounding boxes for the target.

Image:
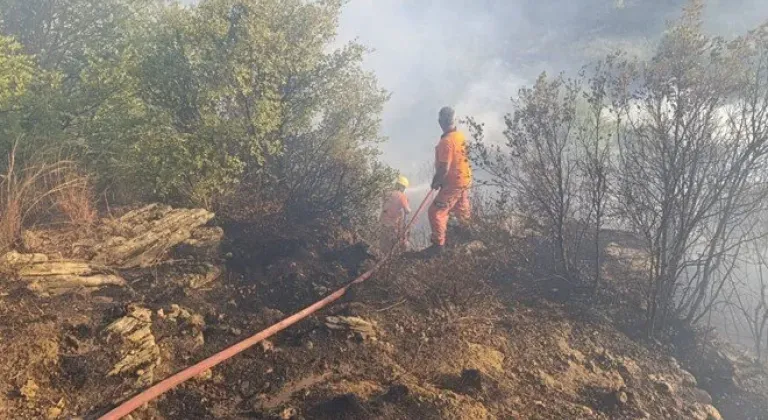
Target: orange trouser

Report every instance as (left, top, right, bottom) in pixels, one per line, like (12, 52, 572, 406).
(428, 186, 470, 246)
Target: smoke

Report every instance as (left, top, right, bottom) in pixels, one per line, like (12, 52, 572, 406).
(337, 0, 768, 178)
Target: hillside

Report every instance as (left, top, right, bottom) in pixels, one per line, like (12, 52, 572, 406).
(0, 205, 765, 419)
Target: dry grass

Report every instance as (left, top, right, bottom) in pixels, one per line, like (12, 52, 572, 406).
(0, 143, 96, 252)
(49, 166, 97, 226)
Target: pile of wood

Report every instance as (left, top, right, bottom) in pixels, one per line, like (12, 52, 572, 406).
(92, 204, 215, 268)
(105, 305, 160, 387)
(0, 204, 217, 296)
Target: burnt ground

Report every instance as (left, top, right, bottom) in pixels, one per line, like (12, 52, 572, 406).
(0, 211, 766, 419)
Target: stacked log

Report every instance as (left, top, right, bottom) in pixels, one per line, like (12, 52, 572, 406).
(0, 205, 217, 295)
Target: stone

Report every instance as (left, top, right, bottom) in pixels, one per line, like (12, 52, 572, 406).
(20, 379, 39, 400)
(194, 369, 213, 382)
(46, 399, 66, 419)
(260, 340, 275, 353)
(648, 374, 675, 395)
(536, 370, 558, 389)
(691, 388, 713, 405)
(616, 390, 629, 406)
(619, 358, 642, 379)
(702, 404, 723, 420)
(280, 407, 297, 420)
(679, 369, 698, 388)
(574, 405, 594, 417)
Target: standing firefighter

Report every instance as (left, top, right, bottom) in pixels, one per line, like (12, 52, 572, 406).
(380, 175, 412, 253)
(425, 106, 472, 257)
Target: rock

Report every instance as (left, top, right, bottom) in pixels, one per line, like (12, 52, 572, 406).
(536, 369, 558, 389)
(597, 350, 619, 368)
(691, 388, 713, 405)
(325, 316, 377, 340)
(666, 356, 681, 370)
(616, 390, 629, 406)
(648, 374, 675, 395)
(574, 405, 594, 417)
(679, 368, 698, 388)
(601, 388, 629, 410)
(20, 379, 39, 400)
(280, 407, 297, 420)
(46, 406, 62, 419)
(46, 399, 65, 419)
(260, 340, 275, 353)
(194, 369, 213, 382)
(619, 358, 642, 379)
(702, 404, 723, 420)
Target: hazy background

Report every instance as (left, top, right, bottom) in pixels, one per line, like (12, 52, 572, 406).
(335, 0, 768, 186)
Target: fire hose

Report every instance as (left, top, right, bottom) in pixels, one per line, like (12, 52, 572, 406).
(97, 189, 435, 420)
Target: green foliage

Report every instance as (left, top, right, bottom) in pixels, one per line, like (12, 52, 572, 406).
(0, 0, 391, 228)
(0, 36, 34, 108)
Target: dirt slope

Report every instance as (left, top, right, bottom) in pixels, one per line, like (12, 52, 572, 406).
(0, 206, 763, 419)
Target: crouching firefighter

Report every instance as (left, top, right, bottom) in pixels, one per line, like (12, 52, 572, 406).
(380, 175, 412, 253)
(424, 106, 472, 258)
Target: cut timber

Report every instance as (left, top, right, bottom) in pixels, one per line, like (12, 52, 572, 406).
(19, 261, 94, 277)
(27, 275, 125, 295)
(106, 306, 160, 387)
(92, 206, 215, 268)
(0, 251, 48, 269)
(6, 258, 126, 295)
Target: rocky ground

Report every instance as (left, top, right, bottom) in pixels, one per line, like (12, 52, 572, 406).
(0, 205, 766, 419)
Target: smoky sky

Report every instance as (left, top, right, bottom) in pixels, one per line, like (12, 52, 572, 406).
(337, 0, 768, 182)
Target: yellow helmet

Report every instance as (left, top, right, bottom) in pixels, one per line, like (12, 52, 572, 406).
(396, 175, 409, 188)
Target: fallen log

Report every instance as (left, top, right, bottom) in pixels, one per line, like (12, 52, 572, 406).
(92, 207, 215, 268)
(0, 251, 48, 268)
(27, 274, 125, 295)
(18, 261, 94, 277)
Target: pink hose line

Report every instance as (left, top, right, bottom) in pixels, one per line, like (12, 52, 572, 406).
(97, 189, 435, 420)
